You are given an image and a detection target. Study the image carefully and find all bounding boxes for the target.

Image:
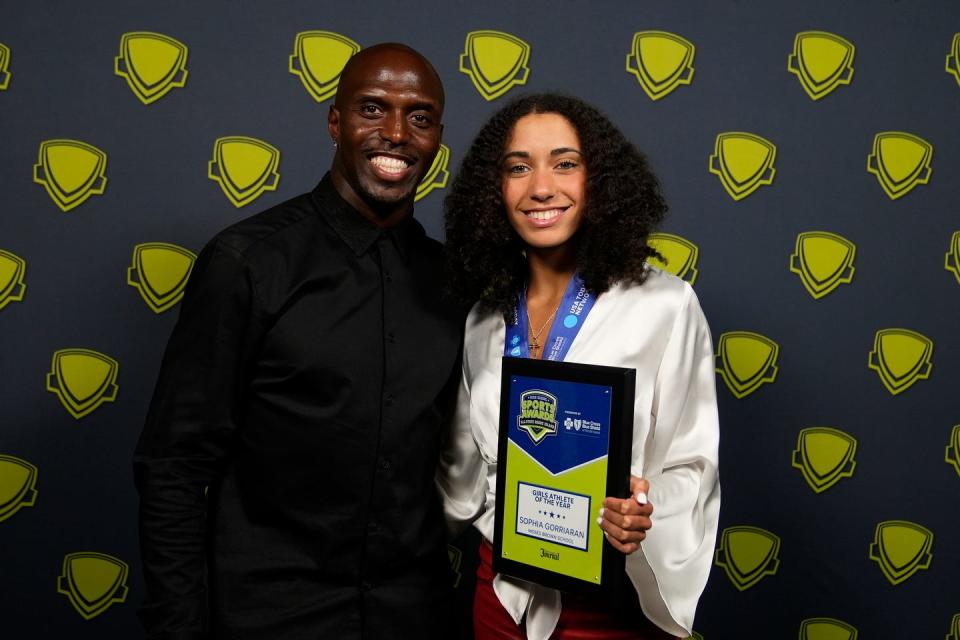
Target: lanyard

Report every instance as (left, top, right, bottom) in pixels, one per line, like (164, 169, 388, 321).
(505, 273, 596, 362)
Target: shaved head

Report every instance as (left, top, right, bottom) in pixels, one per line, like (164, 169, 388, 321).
(336, 43, 445, 110)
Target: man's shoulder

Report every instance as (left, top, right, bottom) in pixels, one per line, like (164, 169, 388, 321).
(207, 191, 320, 262)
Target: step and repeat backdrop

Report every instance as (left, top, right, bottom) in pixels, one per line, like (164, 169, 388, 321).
(2, 1, 959, 638)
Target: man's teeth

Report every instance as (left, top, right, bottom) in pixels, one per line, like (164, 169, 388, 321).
(370, 156, 410, 172)
(526, 209, 564, 221)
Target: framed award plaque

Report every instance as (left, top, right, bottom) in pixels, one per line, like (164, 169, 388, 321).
(492, 356, 635, 594)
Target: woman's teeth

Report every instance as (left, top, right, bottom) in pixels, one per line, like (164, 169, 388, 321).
(526, 209, 563, 221)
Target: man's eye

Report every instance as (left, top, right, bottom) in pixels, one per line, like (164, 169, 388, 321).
(411, 114, 433, 127)
(360, 104, 381, 116)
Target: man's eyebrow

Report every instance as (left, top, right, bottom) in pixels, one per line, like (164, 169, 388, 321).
(350, 92, 440, 112)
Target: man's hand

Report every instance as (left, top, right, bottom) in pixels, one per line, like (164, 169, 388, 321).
(597, 476, 652, 554)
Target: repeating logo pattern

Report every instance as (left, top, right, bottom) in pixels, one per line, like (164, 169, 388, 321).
(867, 328, 933, 395)
(647, 233, 699, 284)
(289, 31, 359, 102)
(945, 231, 960, 285)
(0, 249, 27, 310)
(714, 525, 781, 591)
(114, 32, 188, 104)
(127, 243, 197, 313)
(715, 331, 780, 398)
(948, 613, 960, 640)
(946, 425, 960, 478)
(459, 30, 530, 101)
(46, 349, 120, 419)
(792, 427, 857, 493)
(415, 144, 451, 202)
(33, 140, 108, 212)
(0, 42, 10, 90)
(208, 136, 281, 208)
(866, 132, 933, 200)
(789, 231, 856, 299)
(799, 618, 858, 640)
(57, 552, 128, 619)
(946, 33, 960, 87)
(0, 455, 38, 522)
(787, 31, 855, 100)
(708, 132, 777, 201)
(868, 520, 933, 585)
(625, 31, 695, 101)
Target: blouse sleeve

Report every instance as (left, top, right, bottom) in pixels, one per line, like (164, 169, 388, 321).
(627, 285, 721, 637)
(436, 311, 489, 537)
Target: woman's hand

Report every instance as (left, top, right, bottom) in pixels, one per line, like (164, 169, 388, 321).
(598, 476, 652, 554)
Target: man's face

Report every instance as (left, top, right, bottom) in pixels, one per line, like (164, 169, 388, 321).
(328, 49, 444, 218)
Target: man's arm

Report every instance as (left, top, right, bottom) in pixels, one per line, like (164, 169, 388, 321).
(133, 240, 262, 639)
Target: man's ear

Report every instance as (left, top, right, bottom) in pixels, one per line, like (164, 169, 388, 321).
(328, 105, 340, 143)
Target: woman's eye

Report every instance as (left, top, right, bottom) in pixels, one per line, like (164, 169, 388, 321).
(556, 160, 578, 170)
(507, 164, 530, 174)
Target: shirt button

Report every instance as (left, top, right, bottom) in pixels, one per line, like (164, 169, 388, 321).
(387, 331, 395, 343)
(384, 394, 395, 407)
(378, 458, 391, 472)
(368, 521, 379, 534)
(385, 273, 393, 284)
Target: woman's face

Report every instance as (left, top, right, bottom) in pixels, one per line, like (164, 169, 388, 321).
(501, 113, 586, 252)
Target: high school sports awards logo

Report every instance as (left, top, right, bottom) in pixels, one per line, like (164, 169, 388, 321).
(789, 231, 856, 299)
(866, 132, 932, 200)
(625, 31, 695, 100)
(33, 140, 108, 212)
(127, 243, 196, 313)
(647, 233, 699, 284)
(517, 389, 558, 444)
(415, 144, 450, 202)
(0, 42, 11, 90)
(0, 455, 38, 522)
(787, 31, 855, 100)
(714, 525, 781, 591)
(798, 618, 858, 640)
(46, 349, 119, 419)
(792, 427, 857, 493)
(708, 132, 776, 201)
(868, 520, 933, 585)
(208, 136, 280, 208)
(57, 552, 129, 619)
(0, 249, 26, 311)
(114, 32, 188, 104)
(289, 31, 359, 102)
(868, 328, 933, 395)
(715, 331, 779, 398)
(460, 30, 530, 101)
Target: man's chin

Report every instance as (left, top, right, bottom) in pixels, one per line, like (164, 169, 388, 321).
(360, 182, 419, 212)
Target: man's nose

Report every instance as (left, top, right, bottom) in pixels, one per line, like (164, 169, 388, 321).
(380, 111, 409, 145)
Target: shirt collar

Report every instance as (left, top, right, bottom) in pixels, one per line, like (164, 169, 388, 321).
(310, 173, 421, 260)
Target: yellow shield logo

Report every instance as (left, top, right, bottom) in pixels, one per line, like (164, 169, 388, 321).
(792, 427, 857, 493)
(715, 331, 779, 398)
(787, 31, 855, 101)
(945, 424, 960, 478)
(459, 30, 531, 101)
(127, 242, 197, 313)
(868, 328, 933, 395)
(208, 136, 281, 208)
(447, 544, 462, 588)
(289, 31, 360, 103)
(708, 132, 776, 201)
(33, 139, 108, 212)
(46, 348, 119, 419)
(0, 249, 26, 311)
(789, 231, 856, 299)
(868, 520, 933, 585)
(799, 618, 858, 640)
(714, 526, 780, 591)
(0, 454, 38, 523)
(415, 144, 451, 202)
(866, 132, 933, 200)
(0, 42, 10, 90)
(625, 31, 695, 101)
(945, 231, 960, 285)
(946, 33, 960, 87)
(57, 552, 128, 619)
(114, 31, 188, 105)
(647, 233, 699, 284)
(947, 613, 960, 640)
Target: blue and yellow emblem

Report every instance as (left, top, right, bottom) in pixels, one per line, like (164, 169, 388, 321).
(114, 31, 188, 104)
(789, 231, 856, 299)
(0, 455, 38, 523)
(57, 552, 129, 619)
(866, 131, 932, 200)
(714, 525, 780, 591)
(460, 30, 530, 101)
(647, 233, 699, 284)
(0, 249, 27, 311)
(127, 242, 196, 313)
(715, 331, 779, 398)
(625, 31, 695, 101)
(33, 139, 108, 212)
(868, 520, 933, 585)
(208, 136, 281, 208)
(868, 328, 933, 395)
(518, 389, 558, 445)
(787, 31, 855, 100)
(708, 132, 776, 201)
(289, 31, 360, 103)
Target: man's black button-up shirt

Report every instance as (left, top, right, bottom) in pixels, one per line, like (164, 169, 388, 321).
(134, 175, 463, 639)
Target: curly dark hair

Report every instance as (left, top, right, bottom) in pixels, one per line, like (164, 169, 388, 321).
(443, 93, 667, 316)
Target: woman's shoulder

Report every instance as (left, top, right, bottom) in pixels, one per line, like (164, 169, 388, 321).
(607, 265, 697, 311)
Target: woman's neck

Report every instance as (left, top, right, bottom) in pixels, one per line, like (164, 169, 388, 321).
(526, 245, 576, 302)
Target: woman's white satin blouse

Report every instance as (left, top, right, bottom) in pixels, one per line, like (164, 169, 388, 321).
(438, 269, 721, 638)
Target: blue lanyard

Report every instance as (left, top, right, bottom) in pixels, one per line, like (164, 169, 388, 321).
(505, 273, 596, 362)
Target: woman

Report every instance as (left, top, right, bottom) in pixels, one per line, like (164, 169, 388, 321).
(439, 94, 720, 639)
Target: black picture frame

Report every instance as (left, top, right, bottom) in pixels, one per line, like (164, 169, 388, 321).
(492, 356, 636, 595)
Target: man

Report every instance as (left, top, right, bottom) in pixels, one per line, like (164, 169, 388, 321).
(134, 43, 462, 639)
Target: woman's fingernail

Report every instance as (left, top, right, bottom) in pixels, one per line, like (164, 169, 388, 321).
(598, 507, 605, 518)
(636, 492, 648, 505)
(596, 517, 603, 526)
